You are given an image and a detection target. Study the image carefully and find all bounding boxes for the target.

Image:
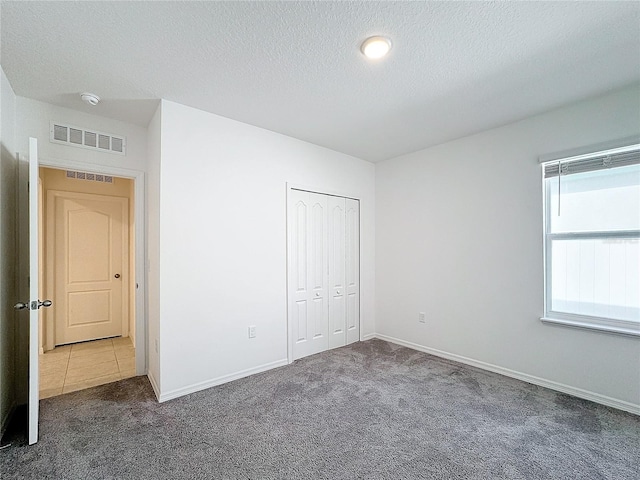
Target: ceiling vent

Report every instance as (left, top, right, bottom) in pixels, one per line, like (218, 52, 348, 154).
(50, 121, 126, 155)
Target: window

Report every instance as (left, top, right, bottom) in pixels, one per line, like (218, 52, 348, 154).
(541, 143, 640, 336)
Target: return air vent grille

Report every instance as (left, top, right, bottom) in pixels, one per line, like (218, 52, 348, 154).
(53, 124, 67, 141)
(69, 128, 83, 145)
(84, 131, 97, 147)
(66, 170, 114, 184)
(111, 137, 123, 153)
(50, 121, 126, 156)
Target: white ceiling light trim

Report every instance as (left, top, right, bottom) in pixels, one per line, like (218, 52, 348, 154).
(80, 92, 100, 106)
(361, 36, 392, 59)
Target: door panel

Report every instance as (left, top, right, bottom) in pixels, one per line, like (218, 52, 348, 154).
(328, 196, 346, 349)
(68, 210, 111, 281)
(52, 192, 128, 345)
(28, 138, 40, 444)
(291, 192, 308, 349)
(294, 199, 307, 295)
(345, 198, 360, 344)
(289, 190, 328, 360)
(295, 300, 307, 342)
(67, 290, 110, 326)
(312, 297, 324, 338)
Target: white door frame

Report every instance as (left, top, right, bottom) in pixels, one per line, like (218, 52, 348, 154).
(285, 182, 362, 364)
(39, 157, 147, 376)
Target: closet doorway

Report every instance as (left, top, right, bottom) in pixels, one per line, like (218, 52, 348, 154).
(287, 187, 360, 361)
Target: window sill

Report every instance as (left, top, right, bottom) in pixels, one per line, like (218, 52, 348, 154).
(540, 316, 640, 338)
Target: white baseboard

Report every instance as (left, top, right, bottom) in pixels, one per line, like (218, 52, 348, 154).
(361, 333, 376, 341)
(147, 371, 160, 401)
(158, 359, 288, 403)
(1, 401, 16, 438)
(372, 333, 640, 416)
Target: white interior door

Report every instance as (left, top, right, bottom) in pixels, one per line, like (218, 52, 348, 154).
(345, 198, 360, 345)
(28, 138, 39, 444)
(289, 190, 328, 360)
(16, 138, 49, 444)
(328, 196, 346, 349)
(51, 191, 129, 345)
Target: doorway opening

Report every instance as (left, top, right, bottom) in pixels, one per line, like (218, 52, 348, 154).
(38, 166, 137, 398)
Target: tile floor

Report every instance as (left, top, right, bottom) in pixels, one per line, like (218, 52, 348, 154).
(39, 336, 136, 399)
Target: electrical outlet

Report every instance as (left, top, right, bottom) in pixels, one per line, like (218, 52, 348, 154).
(418, 312, 426, 323)
(248, 326, 257, 338)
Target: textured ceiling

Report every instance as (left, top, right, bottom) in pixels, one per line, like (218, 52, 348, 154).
(1, 1, 639, 162)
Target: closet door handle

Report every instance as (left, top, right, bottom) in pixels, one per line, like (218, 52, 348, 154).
(114, 274, 121, 279)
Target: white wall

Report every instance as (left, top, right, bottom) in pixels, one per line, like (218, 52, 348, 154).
(376, 84, 640, 410)
(0, 66, 18, 434)
(155, 100, 375, 400)
(15, 97, 148, 173)
(146, 103, 161, 395)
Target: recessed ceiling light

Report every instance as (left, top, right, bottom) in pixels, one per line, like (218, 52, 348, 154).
(80, 92, 100, 106)
(361, 36, 392, 59)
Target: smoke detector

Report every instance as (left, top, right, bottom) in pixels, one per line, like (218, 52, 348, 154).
(80, 92, 100, 106)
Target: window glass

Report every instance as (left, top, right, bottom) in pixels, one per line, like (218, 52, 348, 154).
(550, 238, 639, 322)
(548, 164, 640, 233)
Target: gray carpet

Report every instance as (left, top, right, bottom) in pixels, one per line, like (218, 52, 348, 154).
(1, 339, 638, 479)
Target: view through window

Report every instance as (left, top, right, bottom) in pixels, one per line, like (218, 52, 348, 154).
(543, 145, 639, 335)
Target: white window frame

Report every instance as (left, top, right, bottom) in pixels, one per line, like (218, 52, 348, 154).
(540, 138, 640, 337)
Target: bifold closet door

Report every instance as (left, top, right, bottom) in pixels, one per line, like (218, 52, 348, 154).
(289, 189, 359, 361)
(345, 198, 360, 345)
(289, 190, 329, 360)
(328, 196, 360, 349)
(328, 196, 346, 349)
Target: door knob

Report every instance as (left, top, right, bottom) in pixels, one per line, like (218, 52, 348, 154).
(315, 292, 320, 297)
(14, 300, 52, 310)
(114, 274, 121, 279)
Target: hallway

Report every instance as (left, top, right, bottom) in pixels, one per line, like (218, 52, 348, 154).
(39, 337, 135, 398)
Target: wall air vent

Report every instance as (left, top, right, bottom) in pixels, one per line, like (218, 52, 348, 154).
(50, 121, 126, 156)
(66, 170, 114, 184)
